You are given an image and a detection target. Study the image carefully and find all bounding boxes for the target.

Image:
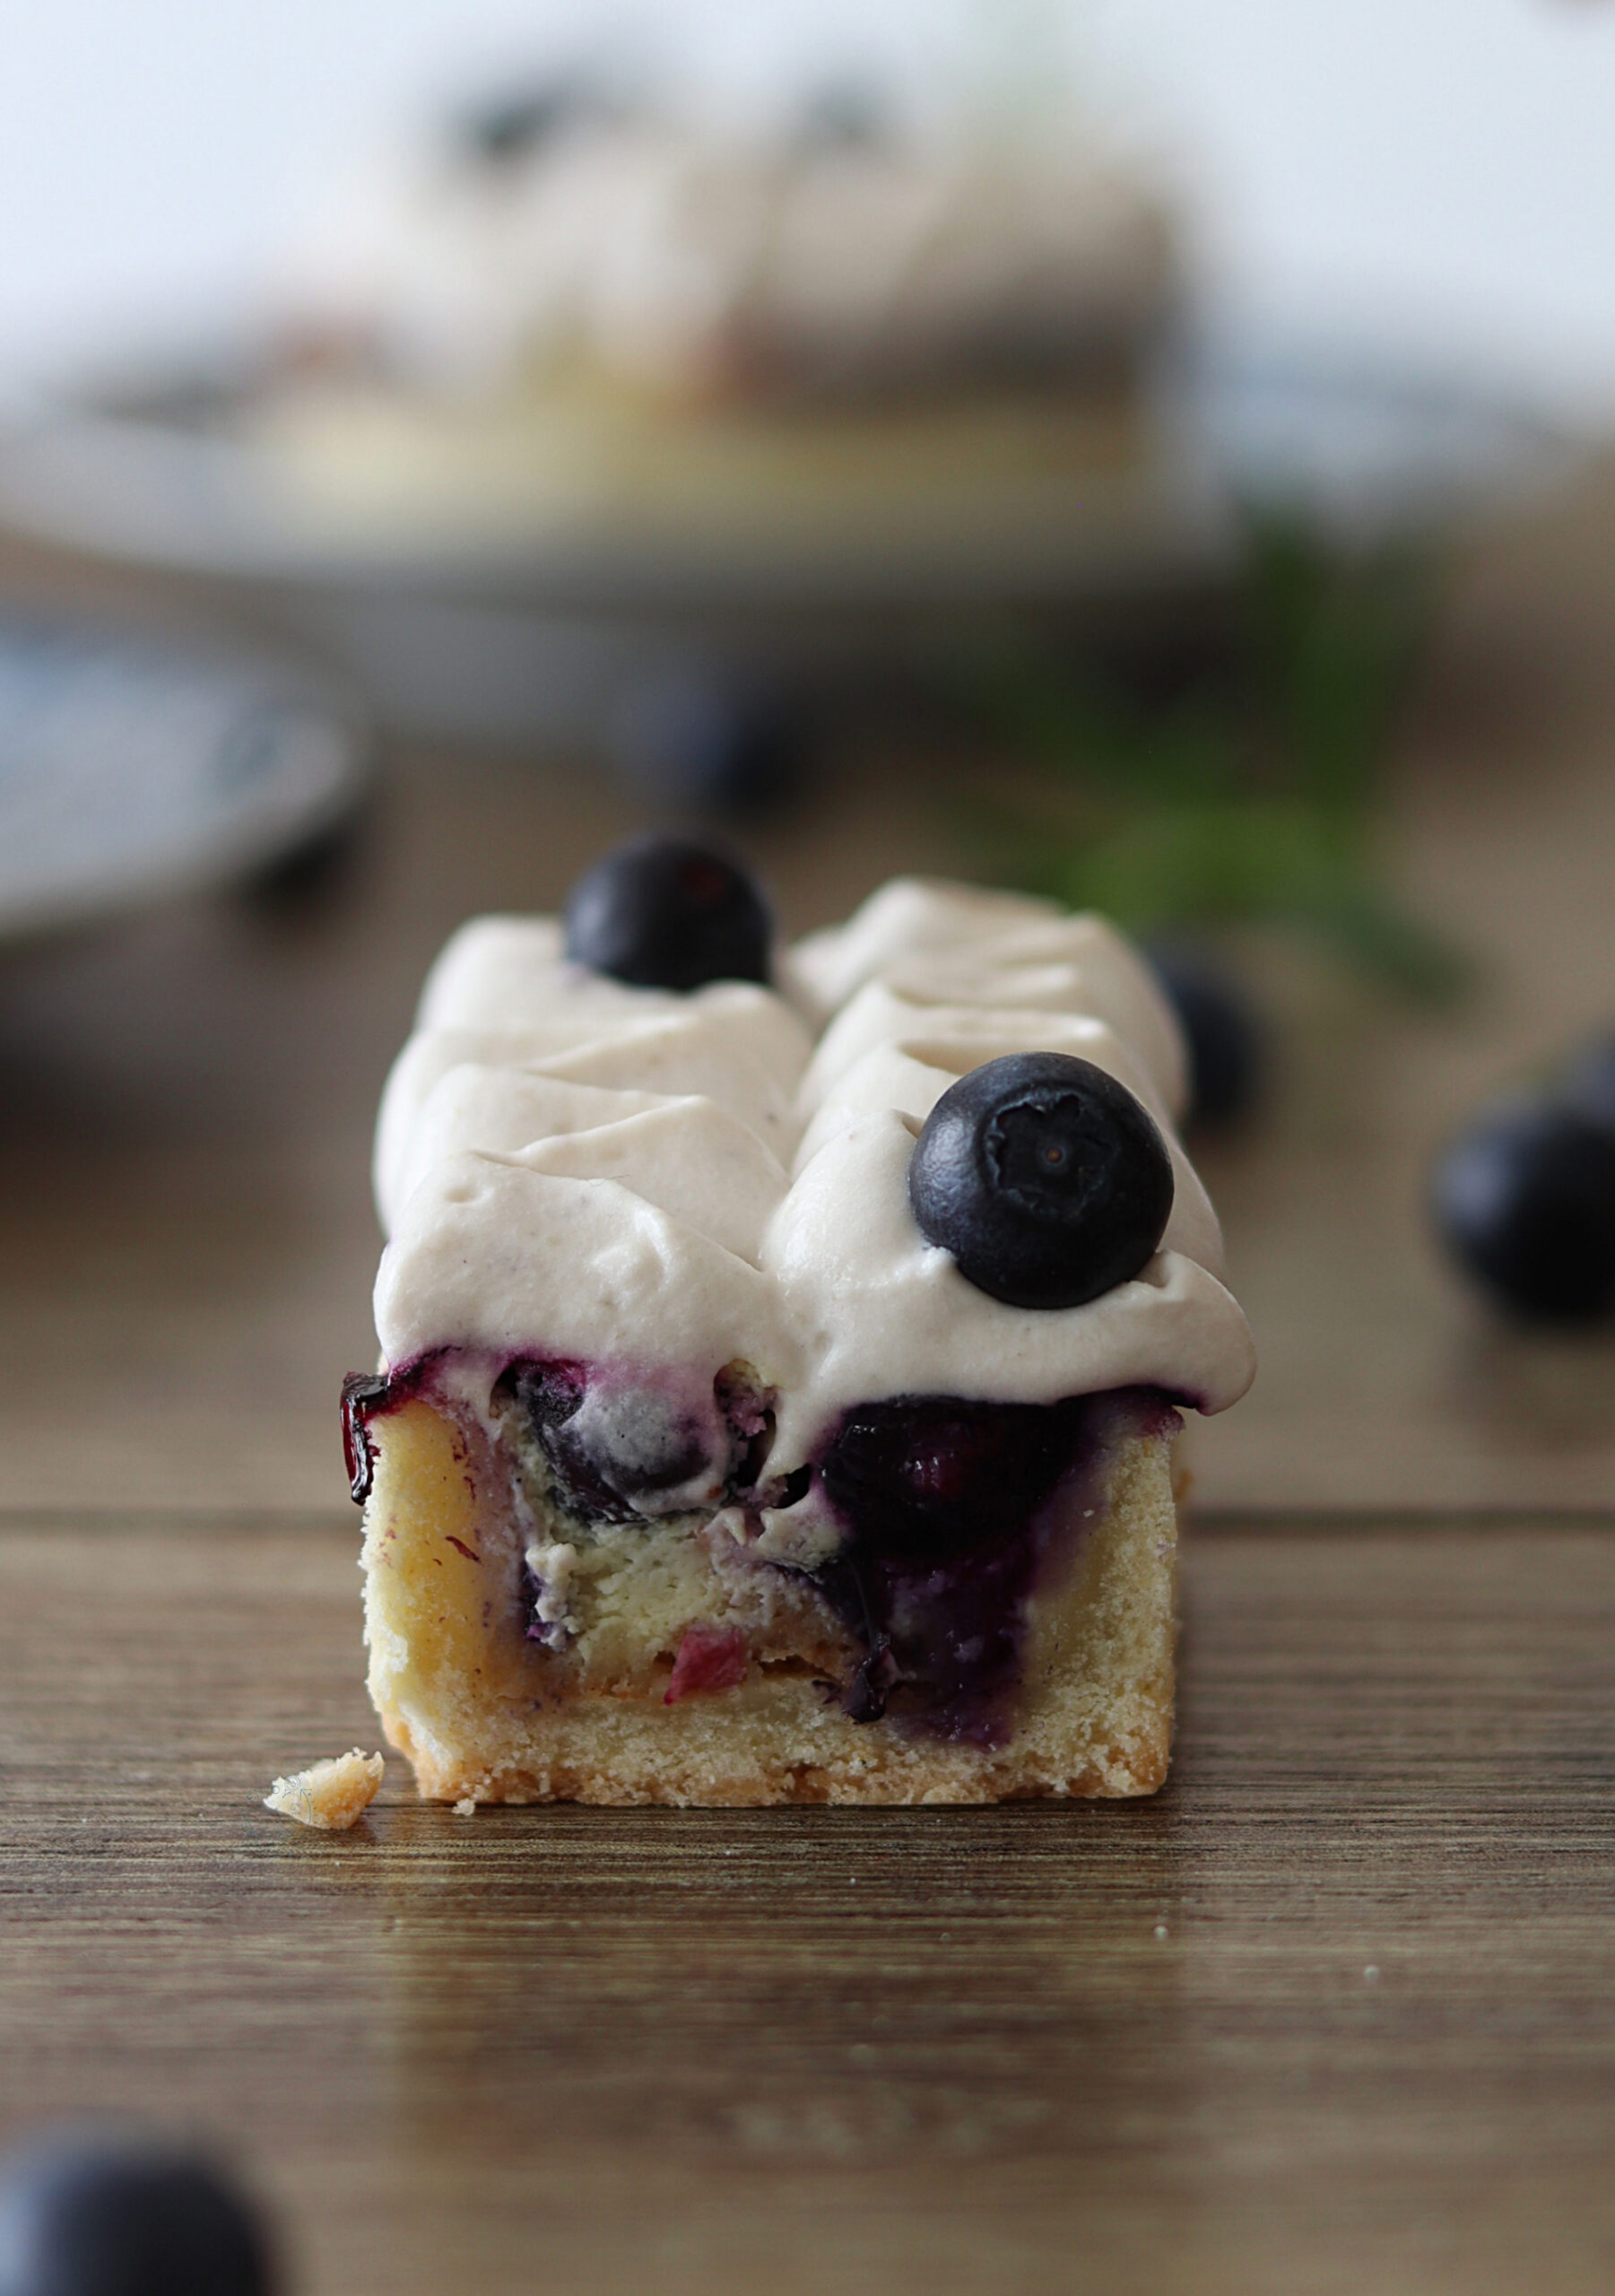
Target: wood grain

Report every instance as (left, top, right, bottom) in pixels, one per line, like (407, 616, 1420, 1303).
(4, 1515, 1615, 2296)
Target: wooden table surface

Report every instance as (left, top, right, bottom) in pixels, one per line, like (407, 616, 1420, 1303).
(3, 465, 1615, 2292)
(5, 1511, 1615, 2296)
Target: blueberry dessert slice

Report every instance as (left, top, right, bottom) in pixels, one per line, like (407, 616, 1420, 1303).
(350, 869, 1253, 1805)
(563, 833, 772, 991)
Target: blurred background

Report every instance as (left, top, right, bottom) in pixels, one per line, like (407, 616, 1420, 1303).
(1, 0, 1614, 1523)
(5, 0, 1615, 414)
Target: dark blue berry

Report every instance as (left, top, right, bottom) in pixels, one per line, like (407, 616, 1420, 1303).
(456, 77, 606, 164)
(1432, 1101, 1615, 1322)
(1562, 1033, 1615, 1137)
(510, 1361, 633, 1522)
(506, 1361, 776, 1527)
(820, 1396, 1091, 1562)
(0, 2135, 271, 2296)
(1145, 942, 1263, 1127)
(607, 675, 803, 814)
(562, 836, 772, 993)
(814, 1396, 1090, 1730)
(907, 1052, 1175, 1310)
(809, 1388, 1172, 1737)
(794, 83, 891, 150)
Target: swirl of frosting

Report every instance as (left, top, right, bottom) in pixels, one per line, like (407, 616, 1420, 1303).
(373, 877, 1255, 1463)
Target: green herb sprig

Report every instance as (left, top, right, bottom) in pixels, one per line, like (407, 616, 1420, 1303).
(967, 511, 1467, 998)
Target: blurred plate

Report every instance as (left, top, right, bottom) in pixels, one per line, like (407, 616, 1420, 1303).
(0, 620, 366, 943)
(0, 372, 1224, 603)
(0, 331, 1571, 744)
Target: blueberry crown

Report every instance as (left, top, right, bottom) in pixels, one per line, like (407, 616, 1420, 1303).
(563, 834, 773, 993)
(907, 1051, 1175, 1310)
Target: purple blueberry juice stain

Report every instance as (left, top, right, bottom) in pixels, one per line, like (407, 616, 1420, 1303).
(804, 1387, 1177, 1745)
(343, 1351, 771, 1520)
(341, 1373, 388, 1503)
(341, 1357, 439, 1503)
(508, 1358, 640, 1523)
(499, 1354, 777, 1524)
(342, 1353, 1177, 1745)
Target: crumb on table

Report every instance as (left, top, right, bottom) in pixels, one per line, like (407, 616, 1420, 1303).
(453, 1797, 477, 1816)
(265, 1749, 384, 1831)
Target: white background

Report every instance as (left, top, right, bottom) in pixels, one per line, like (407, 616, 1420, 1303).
(1, 0, 1613, 419)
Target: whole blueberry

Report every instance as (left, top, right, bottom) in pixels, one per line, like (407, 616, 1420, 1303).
(607, 675, 803, 814)
(908, 1052, 1175, 1310)
(1145, 942, 1263, 1127)
(794, 83, 890, 150)
(1432, 1100, 1615, 1322)
(0, 2135, 271, 2296)
(456, 76, 605, 164)
(562, 836, 772, 992)
(1562, 1033, 1615, 1136)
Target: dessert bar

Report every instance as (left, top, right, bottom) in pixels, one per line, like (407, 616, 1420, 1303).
(347, 845, 1254, 1805)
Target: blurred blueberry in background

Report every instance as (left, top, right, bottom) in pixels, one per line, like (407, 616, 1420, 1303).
(1146, 940, 1264, 1129)
(1562, 1033, 1615, 1136)
(1432, 1095, 1615, 1324)
(606, 673, 806, 816)
(0, 2134, 272, 2296)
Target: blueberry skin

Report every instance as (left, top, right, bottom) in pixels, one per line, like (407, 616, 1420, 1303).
(0, 2136, 271, 2296)
(607, 676, 803, 814)
(562, 836, 772, 992)
(1563, 1033, 1615, 1136)
(456, 76, 605, 164)
(1432, 1101, 1615, 1322)
(1145, 942, 1263, 1128)
(908, 1052, 1176, 1310)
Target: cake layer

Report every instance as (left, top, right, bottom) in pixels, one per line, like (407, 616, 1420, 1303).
(356, 1372, 1181, 1806)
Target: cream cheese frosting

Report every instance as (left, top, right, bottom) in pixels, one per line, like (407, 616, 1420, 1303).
(372, 876, 1255, 1469)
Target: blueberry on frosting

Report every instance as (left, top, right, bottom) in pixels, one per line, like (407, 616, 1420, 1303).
(907, 1052, 1175, 1309)
(562, 835, 772, 992)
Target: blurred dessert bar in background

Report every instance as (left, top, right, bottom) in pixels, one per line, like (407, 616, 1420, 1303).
(272, 81, 1176, 408)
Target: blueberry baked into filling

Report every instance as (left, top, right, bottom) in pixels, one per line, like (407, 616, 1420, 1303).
(348, 842, 1253, 1805)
